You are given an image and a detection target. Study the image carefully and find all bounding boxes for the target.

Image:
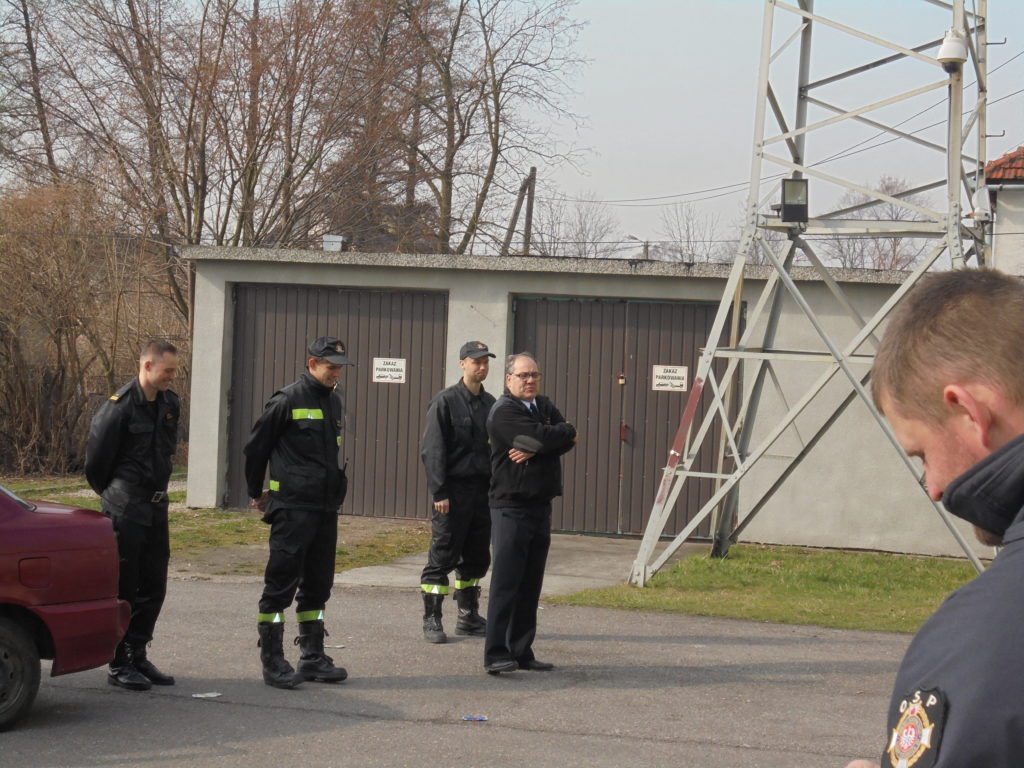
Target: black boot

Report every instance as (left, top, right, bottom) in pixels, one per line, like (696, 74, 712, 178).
(422, 592, 447, 644)
(131, 641, 175, 686)
(258, 622, 301, 689)
(454, 586, 487, 636)
(295, 620, 347, 682)
(107, 640, 152, 691)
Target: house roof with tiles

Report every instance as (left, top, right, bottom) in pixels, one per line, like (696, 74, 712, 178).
(986, 145, 1024, 182)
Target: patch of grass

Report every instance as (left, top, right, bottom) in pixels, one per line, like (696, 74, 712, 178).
(550, 544, 978, 633)
(49, 494, 102, 510)
(170, 516, 432, 577)
(4, 475, 92, 497)
(3, 467, 185, 499)
(171, 507, 267, 550)
(335, 524, 432, 572)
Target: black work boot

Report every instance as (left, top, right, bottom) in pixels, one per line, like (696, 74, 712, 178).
(454, 586, 487, 636)
(295, 620, 347, 682)
(131, 641, 175, 686)
(422, 592, 447, 644)
(107, 640, 152, 691)
(257, 622, 301, 689)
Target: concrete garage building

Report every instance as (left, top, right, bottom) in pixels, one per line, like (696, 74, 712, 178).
(183, 246, 989, 560)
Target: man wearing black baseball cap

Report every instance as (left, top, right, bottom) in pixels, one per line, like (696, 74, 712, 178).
(419, 340, 497, 643)
(244, 336, 354, 688)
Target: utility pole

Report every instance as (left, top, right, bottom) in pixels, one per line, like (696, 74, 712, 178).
(523, 167, 536, 256)
(501, 167, 537, 257)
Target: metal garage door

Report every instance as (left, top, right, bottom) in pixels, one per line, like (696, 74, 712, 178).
(513, 296, 733, 537)
(225, 284, 446, 517)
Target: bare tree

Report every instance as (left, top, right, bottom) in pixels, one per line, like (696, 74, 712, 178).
(658, 202, 727, 263)
(0, 0, 586, 470)
(400, 0, 583, 254)
(534, 192, 619, 258)
(0, 0, 60, 181)
(1, 0, 585, 256)
(0, 183, 188, 472)
(818, 175, 932, 270)
(314, 0, 440, 251)
(8, 0, 382, 253)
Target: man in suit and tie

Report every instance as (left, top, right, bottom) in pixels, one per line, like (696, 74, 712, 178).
(483, 353, 578, 675)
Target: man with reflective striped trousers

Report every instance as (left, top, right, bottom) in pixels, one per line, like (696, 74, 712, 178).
(244, 337, 353, 688)
(418, 341, 497, 643)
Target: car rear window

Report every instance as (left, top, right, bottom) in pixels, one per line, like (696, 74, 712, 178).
(0, 484, 36, 511)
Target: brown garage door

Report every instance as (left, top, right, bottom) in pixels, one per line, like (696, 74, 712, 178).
(513, 296, 733, 537)
(225, 283, 446, 517)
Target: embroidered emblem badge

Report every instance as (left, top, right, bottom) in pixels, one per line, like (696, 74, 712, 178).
(885, 688, 946, 768)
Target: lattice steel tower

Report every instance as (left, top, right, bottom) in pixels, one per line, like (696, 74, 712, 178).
(630, 0, 992, 585)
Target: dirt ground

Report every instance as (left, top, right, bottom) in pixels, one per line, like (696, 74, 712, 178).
(168, 512, 430, 580)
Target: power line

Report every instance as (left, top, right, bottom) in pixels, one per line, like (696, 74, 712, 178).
(541, 47, 1024, 209)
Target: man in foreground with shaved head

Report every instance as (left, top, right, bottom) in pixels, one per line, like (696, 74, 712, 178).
(846, 268, 1024, 768)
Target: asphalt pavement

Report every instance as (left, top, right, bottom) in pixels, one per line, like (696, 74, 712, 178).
(3, 533, 908, 767)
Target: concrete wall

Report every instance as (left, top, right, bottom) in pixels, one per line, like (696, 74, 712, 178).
(734, 279, 987, 559)
(183, 246, 987, 560)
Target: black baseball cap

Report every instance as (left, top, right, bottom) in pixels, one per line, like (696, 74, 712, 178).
(459, 341, 496, 360)
(308, 336, 355, 366)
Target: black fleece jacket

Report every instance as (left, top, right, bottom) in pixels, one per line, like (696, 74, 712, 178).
(486, 392, 576, 507)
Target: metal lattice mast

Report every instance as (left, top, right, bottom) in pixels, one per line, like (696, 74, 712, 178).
(630, 0, 990, 586)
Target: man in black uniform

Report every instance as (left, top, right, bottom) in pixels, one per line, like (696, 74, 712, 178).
(85, 339, 180, 691)
(244, 337, 353, 689)
(419, 340, 496, 644)
(845, 269, 1024, 768)
(484, 353, 577, 675)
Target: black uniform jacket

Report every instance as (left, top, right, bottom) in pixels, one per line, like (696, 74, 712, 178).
(879, 433, 1024, 768)
(486, 392, 576, 507)
(85, 378, 180, 509)
(243, 373, 347, 515)
(420, 380, 495, 502)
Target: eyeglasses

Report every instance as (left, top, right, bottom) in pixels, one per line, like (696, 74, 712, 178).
(510, 372, 542, 381)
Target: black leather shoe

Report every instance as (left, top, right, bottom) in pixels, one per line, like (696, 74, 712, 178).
(107, 665, 152, 691)
(517, 659, 554, 671)
(485, 659, 518, 675)
(133, 657, 175, 686)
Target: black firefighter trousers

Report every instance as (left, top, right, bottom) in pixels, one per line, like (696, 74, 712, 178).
(259, 507, 338, 616)
(420, 480, 492, 590)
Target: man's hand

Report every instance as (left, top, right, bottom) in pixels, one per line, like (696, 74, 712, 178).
(508, 448, 535, 464)
(250, 489, 269, 512)
(844, 761, 879, 768)
(433, 498, 450, 514)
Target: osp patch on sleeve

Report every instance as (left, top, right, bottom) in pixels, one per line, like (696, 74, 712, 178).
(884, 687, 946, 768)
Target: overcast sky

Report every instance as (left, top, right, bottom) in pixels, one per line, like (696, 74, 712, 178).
(540, 0, 1024, 245)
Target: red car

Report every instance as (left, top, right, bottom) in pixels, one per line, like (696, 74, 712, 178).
(0, 484, 129, 730)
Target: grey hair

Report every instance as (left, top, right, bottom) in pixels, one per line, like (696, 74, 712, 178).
(505, 352, 537, 375)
